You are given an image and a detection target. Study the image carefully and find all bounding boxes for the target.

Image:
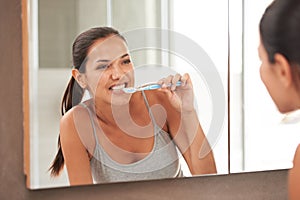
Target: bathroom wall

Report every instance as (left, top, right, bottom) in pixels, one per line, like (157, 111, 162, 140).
(0, 0, 288, 199)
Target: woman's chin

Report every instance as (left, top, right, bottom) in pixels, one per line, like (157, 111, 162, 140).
(110, 90, 132, 105)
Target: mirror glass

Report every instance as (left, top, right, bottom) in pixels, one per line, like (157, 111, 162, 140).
(27, 0, 228, 189)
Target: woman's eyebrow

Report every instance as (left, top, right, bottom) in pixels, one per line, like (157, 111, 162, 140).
(121, 53, 129, 58)
(96, 59, 110, 63)
(96, 53, 129, 63)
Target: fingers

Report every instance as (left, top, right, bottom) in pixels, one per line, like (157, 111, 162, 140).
(180, 73, 190, 87)
(157, 73, 191, 91)
(158, 74, 177, 91)
(171, 74, 181, 90)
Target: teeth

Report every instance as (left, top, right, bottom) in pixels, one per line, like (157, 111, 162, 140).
(111, 83, 126, 90)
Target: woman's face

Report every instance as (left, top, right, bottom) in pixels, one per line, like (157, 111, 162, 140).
(259, 39, 294, 113)
(82, 35, 134, 105)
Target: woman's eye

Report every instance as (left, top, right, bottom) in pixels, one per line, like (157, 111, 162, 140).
(96, 64, 108, 70)
(122, 59, 131, 65)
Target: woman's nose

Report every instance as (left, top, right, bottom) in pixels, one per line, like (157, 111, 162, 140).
(111, 63, 123, 79)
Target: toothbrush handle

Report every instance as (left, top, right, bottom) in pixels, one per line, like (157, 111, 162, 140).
(148, 81, 182, 90)
(166, 81, 182, 87)
(175, 81, 182, 86)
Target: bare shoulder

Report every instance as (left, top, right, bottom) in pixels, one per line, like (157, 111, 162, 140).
(60, 104, 87, 129)
(289, 144, 300, 200)
(293, 144, 300, 165)
(59, 103, 92, 140)
(60, 102, 96, 152)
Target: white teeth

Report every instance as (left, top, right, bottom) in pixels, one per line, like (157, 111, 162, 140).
(111, 83, 126, 90)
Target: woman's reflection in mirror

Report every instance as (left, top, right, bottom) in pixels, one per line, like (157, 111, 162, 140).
(49, 27, 216, 186)
(259, 0, 300, 199)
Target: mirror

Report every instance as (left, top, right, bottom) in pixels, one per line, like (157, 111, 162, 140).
(25, 0, 228, 189)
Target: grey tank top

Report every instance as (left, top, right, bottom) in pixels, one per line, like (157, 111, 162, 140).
(81, 91, 183, 184)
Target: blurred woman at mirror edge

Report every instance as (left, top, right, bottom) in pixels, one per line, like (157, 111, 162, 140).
(48, 27, 216, 186)
(259, 0, 300, 199)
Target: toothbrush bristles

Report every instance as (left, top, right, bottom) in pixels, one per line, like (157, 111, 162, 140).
(122, 87, 136, 93)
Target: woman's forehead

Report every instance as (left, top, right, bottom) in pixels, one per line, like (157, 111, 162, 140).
(87, 36, 128, 61)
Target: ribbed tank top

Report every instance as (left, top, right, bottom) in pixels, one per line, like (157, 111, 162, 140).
(81, 91, 183, 184)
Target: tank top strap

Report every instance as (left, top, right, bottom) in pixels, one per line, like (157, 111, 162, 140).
(141, 91, 159, 129)
(80, 103, 100, 146)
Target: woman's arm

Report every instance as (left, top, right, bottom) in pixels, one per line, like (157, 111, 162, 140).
(60, 109, 93, 186)
(167, 105, 217, 175)
(158, 73, 217, 175)
(289, 144, 300, 200)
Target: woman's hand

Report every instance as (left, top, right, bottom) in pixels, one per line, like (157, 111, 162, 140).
(157, 73, 194, 113)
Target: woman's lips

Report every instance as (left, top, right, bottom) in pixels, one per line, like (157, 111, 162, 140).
(110, 83, 126, 90)
(109, 83, 132, 94)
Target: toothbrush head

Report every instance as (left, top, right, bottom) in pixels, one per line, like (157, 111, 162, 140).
(122, 87, 137, 94)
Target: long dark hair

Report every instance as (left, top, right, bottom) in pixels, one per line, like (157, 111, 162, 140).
(259, 0, 300, 66)
(49, 27, 125, 176)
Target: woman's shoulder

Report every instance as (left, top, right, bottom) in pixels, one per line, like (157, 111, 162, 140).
(60, 102, 92, 128)
(59, 101, 96, 151)
(293, 144, 300, 164)
(289, 144, 300, 199)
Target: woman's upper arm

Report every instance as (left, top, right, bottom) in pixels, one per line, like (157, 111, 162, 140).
(60, 110, 93, 186)
(289, 144, 300, 200)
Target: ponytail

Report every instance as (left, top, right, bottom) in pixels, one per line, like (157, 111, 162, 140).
(49, 136, 64, 176)
(49, 76, 84, 176)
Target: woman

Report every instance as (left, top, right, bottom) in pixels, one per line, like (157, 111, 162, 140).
(49, 27, 216, 186)
(259, 0, 300, 199)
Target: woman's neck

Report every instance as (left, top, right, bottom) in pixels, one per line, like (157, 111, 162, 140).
(92, 92, 155, 139)
(94, 92, 144, 127)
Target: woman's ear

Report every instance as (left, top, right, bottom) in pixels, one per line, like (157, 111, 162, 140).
(72, 69, 87, 89)
(273, 53, 293, 87)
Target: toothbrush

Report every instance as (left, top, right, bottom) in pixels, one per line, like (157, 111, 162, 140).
(122, 81, 182, 94)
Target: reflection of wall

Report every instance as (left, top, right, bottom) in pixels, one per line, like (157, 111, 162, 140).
(38, 0, 162, 69)
(39, 0, 77, 68)
(112, 0, 164, 66)
(38, 0, 107, 69)
(112, 0, 161, 30)
(76, 0, 107, 33)
(37, 69, 70, 187)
